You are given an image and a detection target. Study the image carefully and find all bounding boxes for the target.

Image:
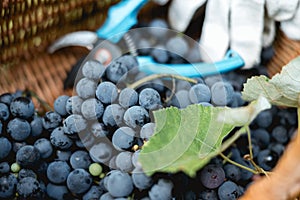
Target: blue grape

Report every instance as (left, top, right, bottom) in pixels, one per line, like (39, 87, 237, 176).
(171, 90, 192, 108)
(0, 174, 17, 198)
(42, 111, 62, 131)
(112, 127, 136, 151)
(123, 106, 150, 129)
(30, 115, 43, 137)
(34, 138, 53, 159)
(83, 185, 105, 200)
(269, 143, 285, 156)
(46, 183, 68, 200)
(223, 164, 241, 182)
(115, 152, 134, 172)
(137, 38, 152, 55)
(199, 102, 213, 107)
(50, 127, 73, 150)
(100, 192, 115, 200)
(105, 59, 128, 83)
(109, 156, 117, 170)
(257, 149, 279, 171)
(102, 104, 125, 127)
(89, 142, 113, 163)
(18, 169, 36, 180)
(140, 122, 155, 141)
(7, 118, 31, 141)
(81, 98, 104, 120)
(200, 164, 225, 189)
(148, 179, 173, 200)
(132, 168, 153, 190)
(148, 18, 169, 38)
(67, 168, 92, 194)
(16, 145, 40, 167)
(106, 170, 133, 197)
(139, 88, 161, 110)
(183, 190, 197, 200)
(204, 75, 224, 88)
(131, 150, 142, 169)
(119, 88, 138, 108)
(12, 141, 26, 153)
(82, 59, 105, 80)
(176, 80, 192, 91)
(254, 110, 273, 128)
(0, 121, 2, 135)
(10, 96, 35, 119)
(0, 162, 10, 174)
(189, 83, 211, 103)
(199, 189, 218, 200)
(150, 45, 169, 63)
(217, 181, 240, 200)
(91, 122, 109, 138)
(56, 150, 72, 161)
(96, 81, 118, 104)
(70, 150, 91, 169)
(76, 77, 97, 99)
(65, 95, 83, 115)
(0, 137, 12, 160)
(0, 103, 9, 121)
(271, 125, 288, 143)
(251, 128, 270, 149)
(115, 55, 138, 72)
(47, 161, 71, 184)
(0, 93, 13, 105)
(229, 91, 245, 107)
(211, 81, 234, 106)
(54, 95, 69, 116)
(63, 114, 87, 135)
(17, 177, 44, 199)
(166, 36, 189, 57)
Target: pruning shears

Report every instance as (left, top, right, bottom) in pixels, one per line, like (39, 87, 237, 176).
(48, 0, 244, 88)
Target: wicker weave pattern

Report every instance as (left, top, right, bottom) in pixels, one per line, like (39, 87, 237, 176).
(267, 30, 300, 77)
(0, 1, 162, 106)
(1, 0, 120, 67)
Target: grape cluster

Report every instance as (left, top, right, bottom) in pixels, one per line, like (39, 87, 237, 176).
(0, 18, 296, 200)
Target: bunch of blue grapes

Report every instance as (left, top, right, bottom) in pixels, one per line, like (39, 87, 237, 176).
(0, 18, 297, 200)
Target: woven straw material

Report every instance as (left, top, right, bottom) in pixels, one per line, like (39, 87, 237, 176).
(267, 30, 300, 77)
(1, 0, 120, 68)
(0, 1, 166, 107)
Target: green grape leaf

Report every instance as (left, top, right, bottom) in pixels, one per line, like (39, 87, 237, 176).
(138, 97, 270, 177)
(218, 96, 271, 126)
(242, 57, 300, 107)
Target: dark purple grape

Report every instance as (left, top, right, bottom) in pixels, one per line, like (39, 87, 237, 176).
(10, 96, 35, 119)
(7, 118, 31, 141)
(16, 145, 40, 167)
(200, 164, 225, 189)
(0, 103, 9, 121)
(0, 137, 12, 160)
(0, 173, 17, 198)
(218, 181, 240, 200)
(67, 169, 92, 194)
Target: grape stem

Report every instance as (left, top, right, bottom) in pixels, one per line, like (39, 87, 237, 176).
(219, 152, 258, 174)
(24, 90, 52, 112)
(127, 74, 197, 89)
(163, 77, 176, 103)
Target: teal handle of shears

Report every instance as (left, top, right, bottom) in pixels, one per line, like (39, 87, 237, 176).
(137, 50, 245, 77)
(96, 0, 148, 43)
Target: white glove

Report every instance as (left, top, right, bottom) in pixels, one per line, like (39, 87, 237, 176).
(156, 0, 300, 69)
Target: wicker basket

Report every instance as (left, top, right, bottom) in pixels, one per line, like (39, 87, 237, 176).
(0, 0, 169, 107)
(267, 29, 300, 77)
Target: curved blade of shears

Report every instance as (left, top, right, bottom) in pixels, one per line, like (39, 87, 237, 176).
(48, 31, 98, 53)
